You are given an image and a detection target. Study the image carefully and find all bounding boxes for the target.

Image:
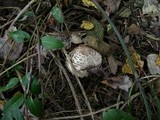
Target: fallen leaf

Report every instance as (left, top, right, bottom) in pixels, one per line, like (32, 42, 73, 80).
(0, 29, 23, 60)
(107, 55, 118, 75)
(82, 0, 97, 9)
(156, 54, 160, 66)
(101, 75, 132, 92)
(70, 33, 82, 44)
(142, 0, 159, 15)
(147, 54, 160, 74)
(128, 24, 142, 35)
(0, 99, 5, 110)
(103, 0, 121, 15)
(80, 20, 94, 30)
(83, 36, 117, 56)
(87, 17, 104, 41)
(122, 52, 144, 74)
(118, 8, 131, 18)
(122, 64, 133, 75)
(6, 41, 23, 60)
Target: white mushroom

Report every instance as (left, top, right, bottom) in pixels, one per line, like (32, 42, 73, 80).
(66, 45, 102, 78)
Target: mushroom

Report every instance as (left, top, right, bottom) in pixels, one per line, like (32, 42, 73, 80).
(66, 45, 102, 78)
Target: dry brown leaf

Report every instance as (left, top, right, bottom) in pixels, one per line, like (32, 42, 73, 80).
(103, 0, 121, 15)
(70, 33, 82, 44)
(107, 55, 118, 75)
(147, 54, 160, 74)
(128, 24, 142, 35)
(83, 36, 118, 56)
(0, 31, 23, 60)
(101, 75, 132, 92)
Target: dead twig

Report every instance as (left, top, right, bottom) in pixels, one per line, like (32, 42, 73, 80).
(62, 49, 95, 120)
(49, 51, 84, 120)
(44, 101, 124, 120)
(8, 0, 37, 30)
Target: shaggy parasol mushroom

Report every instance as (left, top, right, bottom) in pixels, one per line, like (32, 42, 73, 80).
(66, 45, 102, 78)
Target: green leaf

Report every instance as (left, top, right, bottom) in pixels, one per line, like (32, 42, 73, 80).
(87, 17, 104, 41)
(3, 93, 24, 113)
(30, 78, 41, 94)
(0, 77, 19, 92)
(23, 11, 34, 17)
(21, 72, 30, 88)
(9, 30, 30, 42)
(51, 6, 64, 23)
(2, 107, 24, 120)
(103, 109, 137, 120)
(41, 35, 64, 49)
(25, 96, 42, 117)
(118, 8, 131, 18)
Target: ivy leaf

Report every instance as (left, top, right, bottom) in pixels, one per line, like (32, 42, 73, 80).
(0, 77, 19, 92)
(3, 93, 24, 113)
(9, 30, 30, 42)
(103, 109, 136, 120)
(25, 96, 42, 117)
(87, 17, 104, 41)
(41, 35, 64, 49)
(51, 6, 64, 23)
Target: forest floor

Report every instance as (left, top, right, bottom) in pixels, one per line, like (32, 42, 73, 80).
(0, 0, 160, 120)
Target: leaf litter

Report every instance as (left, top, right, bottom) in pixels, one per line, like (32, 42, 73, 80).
(0, 0, 160, 119)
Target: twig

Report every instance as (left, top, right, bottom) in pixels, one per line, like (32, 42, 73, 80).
(8, 0, 37, 30)
(0, 53, 37, 76)
(44, 101, 124, 120)
(49, 51, 84, 120)
(92, 0, 151, 119)
(62, 49, 95, 119)
(75, 76, 95, 120)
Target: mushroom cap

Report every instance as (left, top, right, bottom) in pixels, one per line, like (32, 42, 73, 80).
(66, 45, 102, 77)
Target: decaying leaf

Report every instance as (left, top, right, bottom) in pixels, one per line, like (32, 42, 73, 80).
(142, 0, 159, 15)
(87, 17, 104, 41)
(122, 52, 144, 74)
(0, 99, 5, 111)
(70, 33, 82, 44)
(83, 36, 117, 56)
(147, 54, 160, 74)
(0, 30, 23, 60)
(128, 24, 142, 35)
(82, 0, 97, 9)
(107, 55, 118, 75)
(80, 20, 94, 30)
(103, 0, 121, 15)
(156, 54, 160, 66)
(118, 8, 131, 18)
(101, 75, 132, 91)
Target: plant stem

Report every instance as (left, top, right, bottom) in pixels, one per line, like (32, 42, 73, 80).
(92, 0, 151, 119)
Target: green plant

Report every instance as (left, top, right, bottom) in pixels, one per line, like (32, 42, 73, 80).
(0, 73, 42, 120)
(103, 109, 137, 120)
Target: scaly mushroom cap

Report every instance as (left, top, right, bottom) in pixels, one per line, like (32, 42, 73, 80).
(66, 45, 102, 77)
